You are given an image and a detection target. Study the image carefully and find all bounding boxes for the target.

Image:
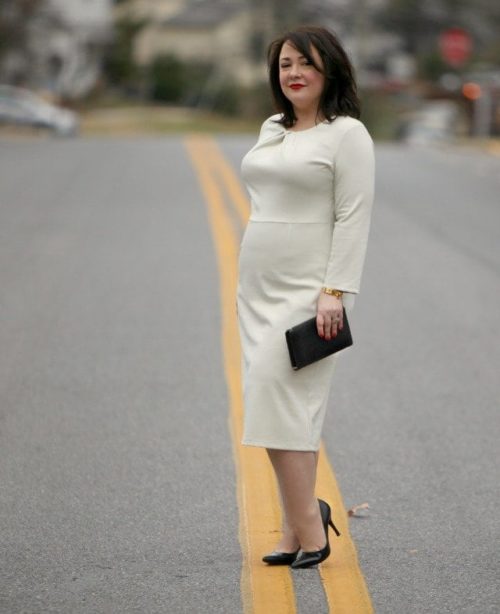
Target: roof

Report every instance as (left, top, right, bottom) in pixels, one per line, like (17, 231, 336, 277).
(162, 1, 244, 28)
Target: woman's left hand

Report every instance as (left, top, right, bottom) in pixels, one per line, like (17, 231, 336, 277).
(316, 293, 343, 340)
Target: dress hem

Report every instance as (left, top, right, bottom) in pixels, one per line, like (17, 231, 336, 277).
(241, 438, 320, 452)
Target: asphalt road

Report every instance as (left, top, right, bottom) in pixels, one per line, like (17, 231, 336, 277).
(0, 134, 499, 614)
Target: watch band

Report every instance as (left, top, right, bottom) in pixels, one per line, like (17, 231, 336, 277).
(322, 287, 343, 298)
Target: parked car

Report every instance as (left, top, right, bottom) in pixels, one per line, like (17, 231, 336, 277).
(398, 100, 462, 145)
(0, 85, 79, 137)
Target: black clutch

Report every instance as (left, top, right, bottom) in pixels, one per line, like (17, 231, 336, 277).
(285, 308, 353, 370)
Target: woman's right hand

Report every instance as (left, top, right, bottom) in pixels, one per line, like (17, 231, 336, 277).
(316, 292, 343, 340)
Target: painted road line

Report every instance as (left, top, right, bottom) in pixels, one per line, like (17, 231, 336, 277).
(317, 444, 374, 613)
(197, 137, 250, 227)
(185, 134, 297, 614)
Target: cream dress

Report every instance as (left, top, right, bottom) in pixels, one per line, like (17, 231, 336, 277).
(237, 113, 375, 451)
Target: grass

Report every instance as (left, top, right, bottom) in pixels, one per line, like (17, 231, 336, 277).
(81, 105, 262, 136)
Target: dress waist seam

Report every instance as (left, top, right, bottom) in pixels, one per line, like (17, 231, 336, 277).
(248, 218, 331, 225)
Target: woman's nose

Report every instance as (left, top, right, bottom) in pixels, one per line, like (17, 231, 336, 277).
(290, 64, 302, 78)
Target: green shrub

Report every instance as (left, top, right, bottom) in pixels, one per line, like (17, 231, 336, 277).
(103, 17, 145, 87)
(360, 89, 408, 140)
(150, 53, 186, 103)
(149, 55, 247, 116)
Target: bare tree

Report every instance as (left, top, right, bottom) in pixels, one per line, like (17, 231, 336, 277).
(375, 0, 500, 57)
(0, 0, 43, 62)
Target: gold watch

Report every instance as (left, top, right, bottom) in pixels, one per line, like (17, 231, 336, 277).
(322, 286, 343, 298)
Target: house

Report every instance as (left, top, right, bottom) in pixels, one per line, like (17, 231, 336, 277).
(130, 0, 264, 87)
(125, 0, 391, 87)
(113, 0, 186, 23)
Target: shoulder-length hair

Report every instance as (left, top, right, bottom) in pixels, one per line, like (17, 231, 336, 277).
(267, 25, 361, 128)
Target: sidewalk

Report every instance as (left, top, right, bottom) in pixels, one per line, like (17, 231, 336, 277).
(452, 136, 500, 156)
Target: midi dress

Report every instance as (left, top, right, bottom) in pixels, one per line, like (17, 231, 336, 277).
(237, 113, 375, 451)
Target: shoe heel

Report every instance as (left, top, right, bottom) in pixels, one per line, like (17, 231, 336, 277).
(329, 518, 341, 537)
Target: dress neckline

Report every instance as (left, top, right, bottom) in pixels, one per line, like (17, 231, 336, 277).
(285, 119, 330, 134)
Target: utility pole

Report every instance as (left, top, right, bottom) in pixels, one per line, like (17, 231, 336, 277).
(272, 0, 300, 34)
(351, 0, 369, 76)
(249, 0, 273, 62)
(248, 0, 301, 64)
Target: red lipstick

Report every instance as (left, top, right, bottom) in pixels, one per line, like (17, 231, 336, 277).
(290, 84, 305, 90)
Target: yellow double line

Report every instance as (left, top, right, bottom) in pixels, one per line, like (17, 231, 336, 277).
(185, 134, 373, 614)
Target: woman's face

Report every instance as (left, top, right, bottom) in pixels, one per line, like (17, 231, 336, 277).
(278, 40, 325, 114)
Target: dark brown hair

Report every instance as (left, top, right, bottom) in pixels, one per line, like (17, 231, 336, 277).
(267, 25, 361, 128)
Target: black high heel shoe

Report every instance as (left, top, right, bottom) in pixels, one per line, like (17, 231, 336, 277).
(262, 549, 300, 565)
(291, 499, 341, 569)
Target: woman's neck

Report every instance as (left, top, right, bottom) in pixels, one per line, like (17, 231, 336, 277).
(292, 108, 325, 130)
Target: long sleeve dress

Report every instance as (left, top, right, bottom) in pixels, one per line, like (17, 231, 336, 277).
(237, 113, 375, 451)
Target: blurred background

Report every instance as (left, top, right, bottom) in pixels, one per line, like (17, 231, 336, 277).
(0, 0, 499, 143)
(1, 5, 499, 612)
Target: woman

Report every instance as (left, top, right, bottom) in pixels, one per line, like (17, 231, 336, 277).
(237, 26, 375, 568)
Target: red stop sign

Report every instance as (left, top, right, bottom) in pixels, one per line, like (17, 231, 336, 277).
(439, 28, 472, 66)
